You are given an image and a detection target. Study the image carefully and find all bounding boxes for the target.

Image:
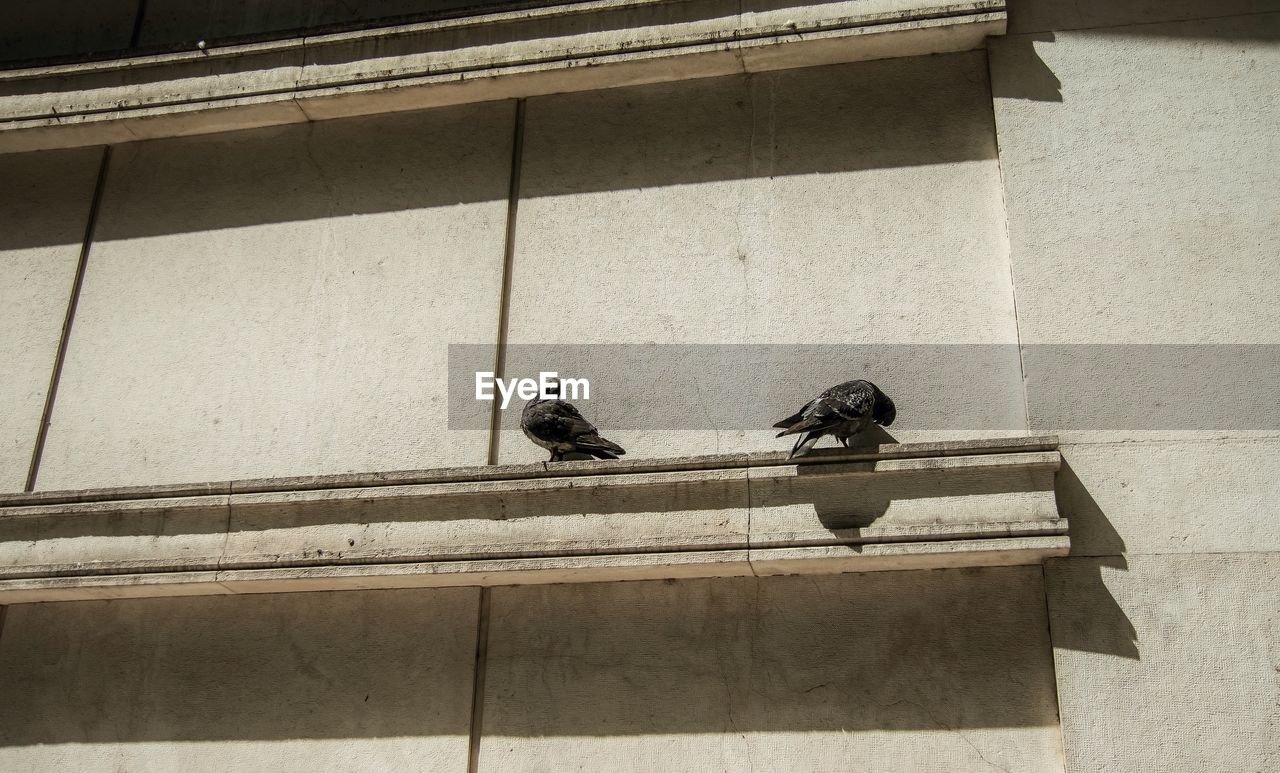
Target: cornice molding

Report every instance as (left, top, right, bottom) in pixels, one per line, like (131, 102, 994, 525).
(0, 436, 1066, 603)
(0, 0, 1005, 153)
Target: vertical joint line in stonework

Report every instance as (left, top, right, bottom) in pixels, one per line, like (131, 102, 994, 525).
(982, 48, 1032, 431)
(25, 145, 112, 493)
(486, 98, 526, 467)
(470, 98, 524, 772)
(1040, 562, 1069, 758)
(129, 0, 149, 49)
(466, 586, 493, 773)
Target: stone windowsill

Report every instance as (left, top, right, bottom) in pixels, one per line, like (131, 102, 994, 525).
(0, 436, 1065, 603)
(0, 0, 1006, 153)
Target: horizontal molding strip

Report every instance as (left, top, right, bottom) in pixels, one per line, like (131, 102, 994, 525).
(0, 437, 1066, 603)
(0, 435, 1059, 508)
(0, 0, 1006, 153)
(0, 537, 1069, 603)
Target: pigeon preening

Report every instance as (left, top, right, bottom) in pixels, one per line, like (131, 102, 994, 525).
(773, 379, 896, 459)
(520, 385, 626, 462)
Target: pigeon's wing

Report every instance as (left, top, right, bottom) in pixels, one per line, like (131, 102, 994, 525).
(775, 380, 893, 452)
(548, 401, 600, 437)
(776, 381, 878, 437)
(522, 401, 599, 444)
(554, 401, 625, 455)
(526, 401, 625, 457)
(822, 380, 877, 421)
(775, 399, 843, 437)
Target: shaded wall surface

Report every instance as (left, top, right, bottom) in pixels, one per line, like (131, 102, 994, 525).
(0, 0, 567, 65)
(1, 0, 1278, 771)
(0, 589, 481, 771)
(478, 570, 1061, 772)
(0, 571, 1064, 772)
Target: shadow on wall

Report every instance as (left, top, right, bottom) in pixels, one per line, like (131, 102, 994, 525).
(994, 0, 1280, 102)
(1008, 0, 1280, 38)
(0, 0, 868, 66)
(781, 427, 1044, 532)
(1046, 459, 1139, 660)
(481, 568, 1063, 738)
(0, 51, 999, 251)
(0, 588, 481, 745)
(784, 426, 1039, 532)
(0, 569, 1063, 744)
(768, 424, 1049, 534)
(989, 33, 1063, 102)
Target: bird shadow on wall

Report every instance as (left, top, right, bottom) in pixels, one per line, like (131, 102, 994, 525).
(758, 425, 1068, 550)
(790, 425, 905, 532)
(1045, 459, 1139, 660)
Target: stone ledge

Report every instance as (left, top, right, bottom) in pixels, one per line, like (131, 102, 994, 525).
(0, 0, 1006, 153)
(0, 437, 1065, 602)
(0, 435, 1057, 506)
(0, 537, 1068, 603)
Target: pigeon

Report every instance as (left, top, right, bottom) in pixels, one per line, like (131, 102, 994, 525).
(773, 379, 896, 458)
(520, 385, 626, 462)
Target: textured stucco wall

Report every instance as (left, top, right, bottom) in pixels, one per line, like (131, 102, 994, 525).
(1047, 554, 1279, 772)
(0, 148, 101, 492)
(989, 3, 1280, 770)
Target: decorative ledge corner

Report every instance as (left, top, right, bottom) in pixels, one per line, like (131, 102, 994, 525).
(0, 436, 1065, 603)
(0, 0, 1006, 153)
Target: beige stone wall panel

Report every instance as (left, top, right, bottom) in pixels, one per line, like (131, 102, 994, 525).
(35, 102, 514, 489)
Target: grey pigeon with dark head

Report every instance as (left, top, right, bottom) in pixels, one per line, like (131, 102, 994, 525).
(521, 386, 626, 462)
(773, 379, 896, 458)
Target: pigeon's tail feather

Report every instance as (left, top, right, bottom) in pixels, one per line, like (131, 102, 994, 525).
(575, 434, 626, 458)
(588, 435, 625, 454)
(775, 413, 835, 438)
(772, 411, 805, 430)
(788, 431, 823, 459)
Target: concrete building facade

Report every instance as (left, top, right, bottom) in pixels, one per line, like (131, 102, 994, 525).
(0, 1, 1277, 770)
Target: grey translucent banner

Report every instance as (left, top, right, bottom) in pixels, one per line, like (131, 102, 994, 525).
(447, 345, 1280, 431)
